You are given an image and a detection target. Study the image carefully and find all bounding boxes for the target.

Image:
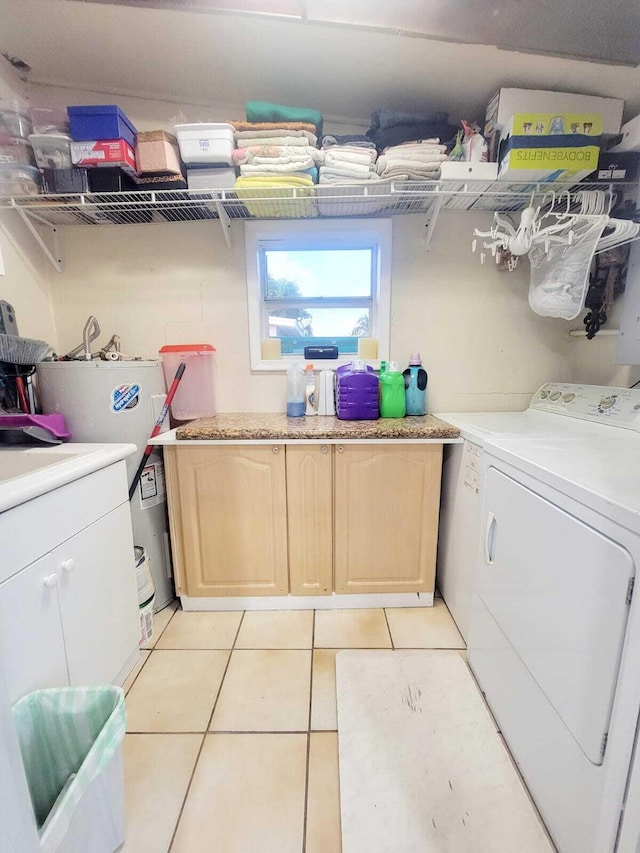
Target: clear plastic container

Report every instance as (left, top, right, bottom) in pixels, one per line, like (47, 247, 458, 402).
(174, 123, 235, 165)
(0, 164, 41, 195)
(30, 107, 70, 135)
(0, 136, 36, 166)
(0, 97, 32, 138)
(159, 344, 216, 421)
(29, 133, 72, 168)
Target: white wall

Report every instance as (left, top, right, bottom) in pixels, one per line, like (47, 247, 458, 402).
(0, 62, 57, 345)
(51, 211, 574, 413)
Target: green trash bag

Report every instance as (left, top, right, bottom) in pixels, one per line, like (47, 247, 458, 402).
(12, 686, 126, 833)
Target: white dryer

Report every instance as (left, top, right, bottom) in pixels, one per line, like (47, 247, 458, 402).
(465, 386, 640, 852)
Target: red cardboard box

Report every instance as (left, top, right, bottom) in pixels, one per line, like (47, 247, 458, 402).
(70, 139, 137, 174)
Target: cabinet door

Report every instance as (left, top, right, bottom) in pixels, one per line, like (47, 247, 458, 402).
(56, 503, 139, 685)
(286, 444, 333, 595)
(334, 444, 442, 594)
(175, 446, 289, 596)
(0, 555, 68, 702)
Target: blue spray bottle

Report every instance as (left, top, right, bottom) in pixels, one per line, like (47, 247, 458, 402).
(403, 352, 428, 416)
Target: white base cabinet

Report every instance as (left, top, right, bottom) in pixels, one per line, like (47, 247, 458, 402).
(0, 462, 140, 704)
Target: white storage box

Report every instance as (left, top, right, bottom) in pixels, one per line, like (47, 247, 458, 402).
(486, 88, 623, 137)
(174, 123, 235, 165)
(187, 166, 236, 189)
(608, 114, 640, 154)
(29, 133, 72, 169)
(440, 162, 499, 181)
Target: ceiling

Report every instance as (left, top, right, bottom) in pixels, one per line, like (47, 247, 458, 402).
(2, 0, 640, 125)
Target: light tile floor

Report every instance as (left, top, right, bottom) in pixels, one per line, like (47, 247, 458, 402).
(123, 600, 466, 852)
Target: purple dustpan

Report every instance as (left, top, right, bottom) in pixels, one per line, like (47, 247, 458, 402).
(0, 414, 71, 441)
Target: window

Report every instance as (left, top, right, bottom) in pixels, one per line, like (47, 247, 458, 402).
(246, 220, 392, 371)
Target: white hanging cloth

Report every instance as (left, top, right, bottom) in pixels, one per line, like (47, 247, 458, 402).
(528, 214, 609, 320)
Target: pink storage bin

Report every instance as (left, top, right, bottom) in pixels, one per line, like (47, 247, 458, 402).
(159, 344, 216, 421)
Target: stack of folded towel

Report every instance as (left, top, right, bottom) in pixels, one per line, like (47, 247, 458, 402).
(230, 121, 322, 187)
(319, 134, 381, 184)
(367, 109, 457, 151)
(376, 139, 448, 181)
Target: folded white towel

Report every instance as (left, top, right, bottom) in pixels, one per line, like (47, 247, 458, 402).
(240, 162, 315, 174)
(378, 166, 441, 181)
(323, 156, 374, 175)
(320, 166, 381, 181)
(377, 156, 447, 176)
(234, 146, 323, 165)
(381, 140, 447, 155)
(237, 135, 317, 149)
(324, 149, 377, 167)
(377, 152, 447, 171)
(235, 129, 318, 145)
(319, 172, 384, 185)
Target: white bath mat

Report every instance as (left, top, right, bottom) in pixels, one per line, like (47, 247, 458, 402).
(336, 650, 554, 853)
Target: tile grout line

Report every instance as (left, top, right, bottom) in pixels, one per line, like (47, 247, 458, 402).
(302, 610, 316, 853)
(383, 608, 395, 650)
(123, 652, 151, 698)
(167, 610, 246, 853)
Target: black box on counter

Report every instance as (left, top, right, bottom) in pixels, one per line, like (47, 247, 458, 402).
(587, 151, 640, 182)
(40, 167, 90, 194)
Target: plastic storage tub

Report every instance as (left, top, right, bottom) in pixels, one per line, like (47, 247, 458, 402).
(0, 164, 41, 195)
(159, 344, 216, 420)
(0, 137, 36, 166)
(29, 133, 72, 168)
(136, 130, 182, 175)
(12, 686, 126, 853)
(0, 97, 32, 138)
(187, 166, 236, 189)
(68, 105, 137, 147)
(30, 108, 70, 134)
(174, 123, 235, 165)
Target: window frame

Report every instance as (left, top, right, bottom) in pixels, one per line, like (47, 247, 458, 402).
(245, 219, 392, 372)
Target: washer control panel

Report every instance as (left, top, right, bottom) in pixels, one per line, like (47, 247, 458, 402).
(530, 383, 640, 430)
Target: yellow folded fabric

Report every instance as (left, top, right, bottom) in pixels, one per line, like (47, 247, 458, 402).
(234, 175, 316, 218)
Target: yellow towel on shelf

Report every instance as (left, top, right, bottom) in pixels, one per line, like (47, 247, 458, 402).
(233, 175, 316, 218)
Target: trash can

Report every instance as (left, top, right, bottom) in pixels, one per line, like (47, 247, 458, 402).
(12, 686, 127, 853)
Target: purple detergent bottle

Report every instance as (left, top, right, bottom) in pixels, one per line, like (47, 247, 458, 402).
(335, 360, 379, 420)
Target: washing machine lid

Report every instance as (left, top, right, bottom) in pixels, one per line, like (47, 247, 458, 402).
(437, 410, 605, 444)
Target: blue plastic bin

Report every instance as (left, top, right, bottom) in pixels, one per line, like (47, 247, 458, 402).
(67, 106, 137, 147)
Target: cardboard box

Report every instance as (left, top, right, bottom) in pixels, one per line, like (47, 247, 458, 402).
(500, 113, 603, 140)
(498, 140, 600, 182)
(70, 139, 137, 174)
(486, 88, 623, 138)
(608, 114, 640, 154)
(440, 162, 499, 181)
(136, 130, 182, 176)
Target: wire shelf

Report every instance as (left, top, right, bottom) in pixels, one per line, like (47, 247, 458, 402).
(0, 180, 634, 227)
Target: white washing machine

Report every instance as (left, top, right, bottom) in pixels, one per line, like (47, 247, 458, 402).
(449, 385, 640, 852)
(37, 361, 174, 609)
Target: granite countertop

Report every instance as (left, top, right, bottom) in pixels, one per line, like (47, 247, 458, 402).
(174, 413, 460, 441)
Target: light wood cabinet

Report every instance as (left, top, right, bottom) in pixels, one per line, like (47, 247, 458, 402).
(166, 445, 289, 596)
(286, 444, 333, 595)
(166, 442, 443, 599)
(334, 444, 443, 594)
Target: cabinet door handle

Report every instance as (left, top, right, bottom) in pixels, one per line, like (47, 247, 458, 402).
(272, 446, 280, 454)
(337, 445, 344, 453)
(321, 445, 328, 454)
(43, 573, 58, 589)
(484, 512, 497, 565)
(61, 559, 75, 574)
